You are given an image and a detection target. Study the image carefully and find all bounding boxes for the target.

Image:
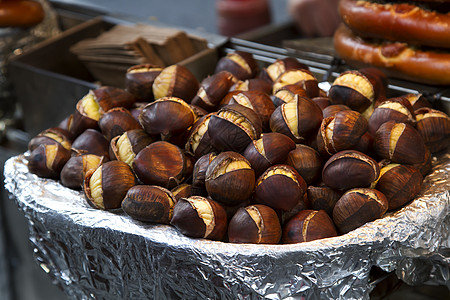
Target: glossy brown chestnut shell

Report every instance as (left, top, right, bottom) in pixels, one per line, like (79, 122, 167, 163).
(374, 121, 426, 165)
(152, 64, 199, 102)
(230, 78, 272, 95)
(228, 204, 281, 244)
(125, 64, 163, 101)
(333, 188, 388, 234)
(270, 95, 323, 143)
(109, 129, 154, 167)
(415, 107, 450, 153)
(368, 97, 416, 136)
(60, 154, 104, 189)
(317, 110, 368, 155)
(412, 147, 432, 177)
(404, 93, 432, 111)
(285, 144, 322, 185)
(328, 70, 375, 112)
(122, 185, 175, 224)
(139, 96, 196, 140)
(271, 84, 308, 107)
(185, 113, 217, 158)
(214, 51, 258, 80)
(171, 184, 192, 202)
(307, 185, 343, 216)
(312, 97, 332, 110)
(170, 196, 228, 240)
(281, 210, 337, 244)
(243, 132, 296, 177)
(27, 143, 71, 179)
(322, 150, 380, 190)
(98, 107, 142, 141)
(321, 104, 351, 119)
(373, 164, 423, 210)
(208, 103, 262, 153)
(84, 160, 136, 210)
(254, 164, 307, 212)
(133, 141, 192, 189)
(191, 71, 237, 112)
(71, 129, 110, 159)
(205, 151, 255, 205)
(28, 127, 73, 152)
(272, 69, 320, 98)
(259, 57, 308, 83)
(191, 153, 216, 197)
(92, 86, 136, 111)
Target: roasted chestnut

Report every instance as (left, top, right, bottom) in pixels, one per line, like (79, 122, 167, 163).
(321, 104, 351, 119)
(312, 97, 332, 110)
(67, 91, 102, 137)
(243, 132, 296, 177)
(109, 129, 154, 167)
(208, 104, 262, 153)
(71, 129, 110, 159)
(28, 127, 72, 152)
(307, 185, 343, 216)
(259, 57, 308, 83)
(322, 150, 380, 190)
(368, 97, 416, 136)
(139, 96, 196, 140)
(412, 147, 432, 177)
(122, 185, 175, 224)
(98, 107, 142, 141)
(254, 164, 307, 212)
(27, 143, 71, 179)
(84, 160, 136, 210)
(281, 210, 337, 243)
(317, 110, 368, 155)
(272, 69, 319, 98)
(171, 184, 192, 202)
(285, 144, 322, 185)
(191, 71, 237, 112)
(133, 141, 192, 189)
(415, 107, 450, 153)
(152, 64, 199, 102)
(328, 70, 376, 112)
(205, 151, 255, 205)
(270, 95, 323, 143)
(214, 51, 258, 80)
(404, 93, 431, 111)
(60, 154, 104, 189)
(185, 113, 217, 158)
(373, 164, 423, 210)
(191, 153, 216, 197)
(374, 121, 426, 165)
(230, 78, 272, 95)
(228, 204, 281, 244)
(333, 188, 388, 234)
(271, 84, 308, 107)
(170, 196, 228, 240)
(125, 64, 163, 101)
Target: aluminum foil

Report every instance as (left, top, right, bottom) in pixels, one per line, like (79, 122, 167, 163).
(4, 152, 450, 299)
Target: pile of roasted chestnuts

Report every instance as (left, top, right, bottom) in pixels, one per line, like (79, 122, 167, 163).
(26, 51, 450, 244)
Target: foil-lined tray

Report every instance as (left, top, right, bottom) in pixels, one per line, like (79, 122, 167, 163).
(4, 152, 450, 299)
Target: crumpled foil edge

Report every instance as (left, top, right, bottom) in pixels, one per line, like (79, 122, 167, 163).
(4, 152, 450, 299)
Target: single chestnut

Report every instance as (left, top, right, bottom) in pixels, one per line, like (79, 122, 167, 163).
(171, 184, 192, 202)
(270, 95, 323, 143)
(415, 107, 450, 153)
(91, 86, 136, 111)
(98, 107, 142, 141)
(373, 164, 423, 210)
(317, 110, 368, 155)
(27, 143, 71, 179)
(228, 204, 281, 244)
(170, 196, 228, 240)
(404, 93, 432, 111)
(281, 210, 337, 243)
(109, 129, 154, 167)
(259, 57, 308, 83)
(67, 91, 101, 137)
(205, 151, 255, 205)
(271, 84, 308, 107)
(191, 153, 216, 197)
(84, 160, 136, 210)
(285, 144, 322, 185)
(208, 104, 262, 153)
(229, 78, 272, 95)
(307, 185, 343, 216)
(214, 51, 258, 80)
(152, 64, 199, 102)
(60, 154, 104, 189)
(191, 71, 237, 111)
(322, 150, 380, 190)
(122, 185, 175, 224)
(125, 64, 163, 101)
(272, 69, 320, 98)
(185, 113, 217, 158)
(28, 127, 72, 152)
(374, 121, 426, 165)
(139, 96, 196, 140)
(133, 141, 192, 189)
(243, 132, 296, 177)
(71, 129, 110, 159)
(254, 164, 307, 212)
(333, 188, 388, 234)
(368, 97, 416, 136)
(328, 70, 376, 112)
